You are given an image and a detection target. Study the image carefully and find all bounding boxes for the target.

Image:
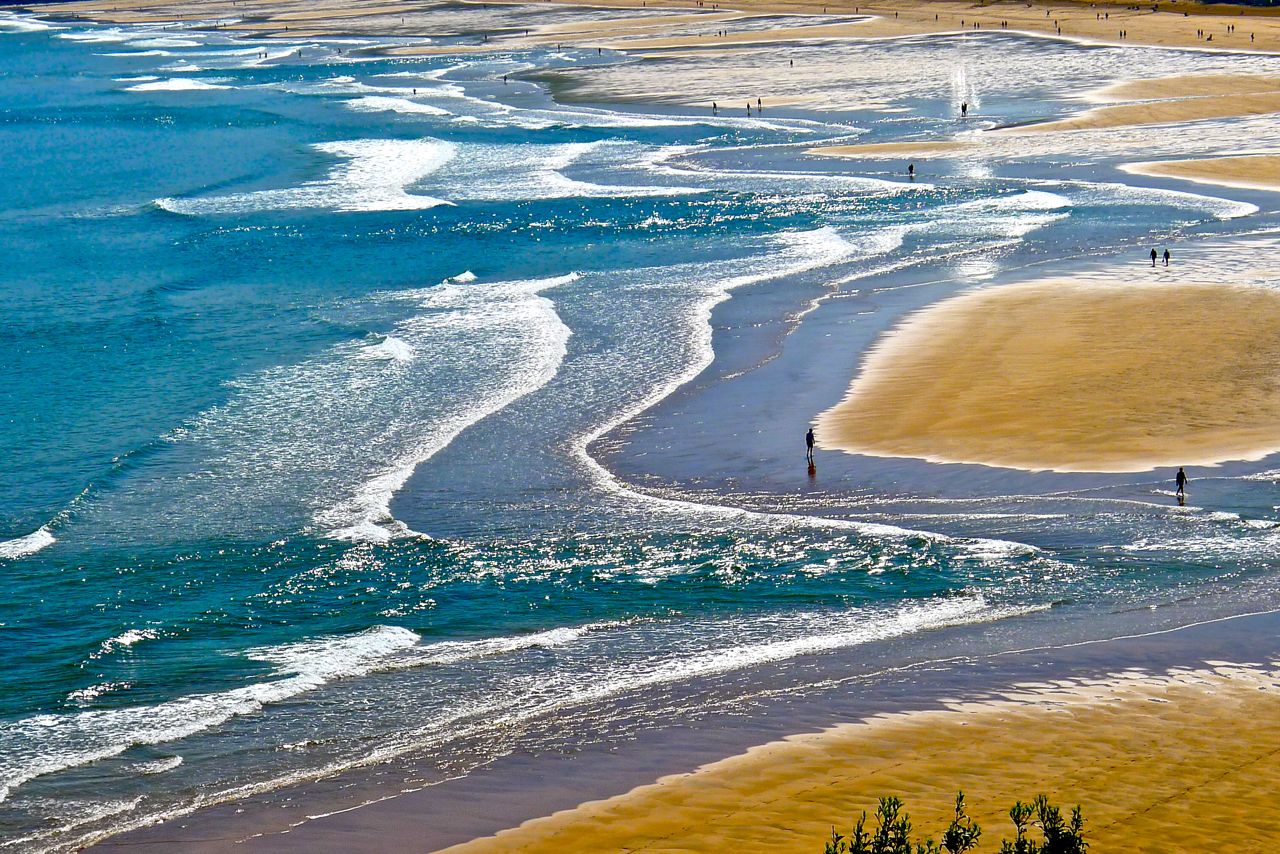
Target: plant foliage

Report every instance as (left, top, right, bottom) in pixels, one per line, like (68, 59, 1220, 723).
(823, 792, 1085, 854)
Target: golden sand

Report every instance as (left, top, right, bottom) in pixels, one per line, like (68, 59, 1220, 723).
(1090, 73, 1280, 103)
(1122, 154, 1280, 193)
(812, 72, 1280, 164)
(40, 0, 1280, 55)
(439, 661, 1280, 853)
(816, 278, 1280, 473)
(1010, 88, 1280, 134)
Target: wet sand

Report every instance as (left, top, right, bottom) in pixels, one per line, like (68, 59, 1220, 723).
(1123, 154, 1280, 193)
(38, 0, 1280, 55)
(1012, 85, 1280, 134)
(31, 0, 1280, 849)
(813, 73, 1280, 165)
(817, 276, 1280, 473)
(440, 660, 1280, 853)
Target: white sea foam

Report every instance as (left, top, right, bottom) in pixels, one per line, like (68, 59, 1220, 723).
(0, 795, 144, 851)
(0, 625, 420, 805)
(156, 138, 456, 215)
(0, 620, 617, 803)
(955, 189, 1070, 212)
(58, 29, 132, 42)
(99, 629, 159, 655)
(557, 596, 1037, 706)
(345, 95, 452, 117)
(127, 37, 202, 49)
(444, 270, 476, 284)
(103, 50, 171, 57)
(134, 756, 183, 775)
(125, 78, 230, 92)
(66, 682, 131, 706)
(0, 593, 1035, 813)
(440, 140, 705, 201)
(356, 335, 417, 363)
(1050, 178, 1259, 220)
(318, 274, 576, 542)
(0, 526, 55, 560)
(0, 14, 56, 32)
(567, 227, 855, 508)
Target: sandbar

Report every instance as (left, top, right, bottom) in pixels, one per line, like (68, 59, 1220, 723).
(816, 277, 1280, 473)
(440, 661, 1280, 852)
(40, 0, 1280, 55)
(1122, 153, 1280, 193)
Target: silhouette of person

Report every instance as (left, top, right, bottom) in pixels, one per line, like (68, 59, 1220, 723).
(961, 101, 968, 117)
(1163, 249, 1170, 267)
(1175, 466, 1188, 497)
(1150, 248, 1158, 267)
(806, 427, 816, 464)
(907, 163, 915, 178)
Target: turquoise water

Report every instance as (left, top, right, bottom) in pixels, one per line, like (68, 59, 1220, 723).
(5, 10, 1280, 849)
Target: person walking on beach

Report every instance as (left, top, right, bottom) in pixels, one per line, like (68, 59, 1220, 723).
(1175, 466, 1188, 498)
(961, 101, 968, 117)
(1163, 248, 1171, 267)
(806, 427, 816, 464)
(1150, 248, 1158, 267)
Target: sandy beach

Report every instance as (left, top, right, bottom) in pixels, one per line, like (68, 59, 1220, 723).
(1123, 154, 1280, 192)
(816, 274, 1280, 473)
(15, 0, 1280, 850)
(813, 71, 1280, 190)
(441, 659, 1280, 852)
(34, 0, 1280, 54)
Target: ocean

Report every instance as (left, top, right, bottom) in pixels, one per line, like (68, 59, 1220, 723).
(5, 8, 1280, 849)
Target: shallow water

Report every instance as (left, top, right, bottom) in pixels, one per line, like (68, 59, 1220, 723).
(3, 9, 1280, 850)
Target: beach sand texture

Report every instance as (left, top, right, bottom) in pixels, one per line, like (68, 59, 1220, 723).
(439, 661, 1280, 853)
(40, 0, 1280, 54)
(1012, 77, 1280, 134)
(1123, 154, 1280, 192)
(816, 277, 1280, 473)
(813, 74, 1280, 169)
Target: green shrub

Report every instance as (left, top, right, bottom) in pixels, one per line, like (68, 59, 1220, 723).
(823, 792, 1085, 854)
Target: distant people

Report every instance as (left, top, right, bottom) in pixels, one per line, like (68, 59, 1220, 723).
(907, 162, 915, 178)
(1150, 247, 1158, 267)
(712, 101, 718, 112)
(806, 427, 816, 464)
(1175, 466, 1188, 498)
(1163, 248, 1170, 267)
(961, 101, 968, 117)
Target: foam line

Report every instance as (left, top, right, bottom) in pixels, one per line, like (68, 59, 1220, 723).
(0, 526, 55, 560)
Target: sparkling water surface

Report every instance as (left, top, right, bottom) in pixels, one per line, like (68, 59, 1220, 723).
(4, 10, 1280, 850)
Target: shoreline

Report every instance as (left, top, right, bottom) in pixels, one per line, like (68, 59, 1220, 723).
(95, 605, 1280, 852)
(816, 272, 1280, 474)
(15, 0, 1280, 851)
(443, 648, 1280, 852)
(28, 0, 1280, 55)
